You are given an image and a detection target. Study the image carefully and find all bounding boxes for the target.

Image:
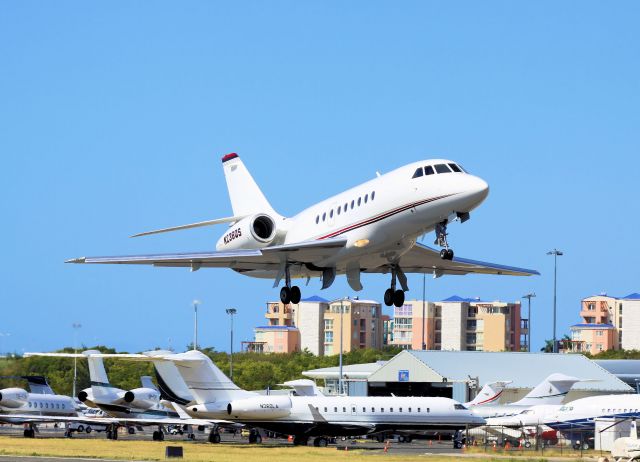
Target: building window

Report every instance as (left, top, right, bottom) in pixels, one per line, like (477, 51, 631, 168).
(324, 331, 333, 343)
(324, 319, 333, 329)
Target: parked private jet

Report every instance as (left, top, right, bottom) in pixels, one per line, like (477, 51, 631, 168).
(470, 373, 581, 419)
(90, 349, 486, 447)
(67, 155, 538, 306)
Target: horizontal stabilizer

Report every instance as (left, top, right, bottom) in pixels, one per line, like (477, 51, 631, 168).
(131, 216, 246, 238)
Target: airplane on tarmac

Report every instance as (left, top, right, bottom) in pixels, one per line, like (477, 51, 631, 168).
(23, 350, 222, 441)
(0, 376, 78, 437)
(86, 349, 486, 447)
(470, 373, 582, 419)
(67, 154, 538, 307)
(543, 394, 640, 449)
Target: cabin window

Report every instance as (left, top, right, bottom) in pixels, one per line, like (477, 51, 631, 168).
(417, 407, 421, 412)
(62, 404, 65, 409)
(454, 404, 467, 410)
(434, 163, 451, 174)
(408, 407, 411, 412)
(322, 212, 326, 221)
(337, 206, 341, 215)
(381, 408, 384, 413)
(357, 197, 362, 206)
(45, 403, 49, 409)
(316, 216, 319, 224)
(364, 194, 368, 203)
(28, 402, 32, 408)
(448, 163, 462, 172)
(427, 408, 430, 413)
(424, 165, 435, 175)
(324, 407, 327, 412)
(334, 407, 337, 412)
(344, 203, 348, 211)
(351, 200, 355, 209)
(371, 407, 375, 412)
(352, 407, 356, 413)
(362, 407, 366, 412)
(371, 191, 375, 200)
(390, 407, 393, 412)
(343, 407, 346, 412)
(412, 167, 424, 178)
(399, 407, 402, 412)
(330, 210, 334, 218)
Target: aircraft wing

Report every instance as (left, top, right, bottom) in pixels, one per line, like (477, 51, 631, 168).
(0, 413, 230, 428)
(367, 243, 539, 277)
(66, 238, 347, 271)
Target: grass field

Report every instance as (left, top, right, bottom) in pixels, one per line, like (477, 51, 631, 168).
(0, 437, 599, 462)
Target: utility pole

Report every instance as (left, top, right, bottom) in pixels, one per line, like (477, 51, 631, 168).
(338, 298, 345, 395)
(522, 293, 536, 352)
(226, 308, 237, 380)
(72, 323, 81, 398)
(192, 300, 201, 350)
(422, 273, 427, 350)
(547, 249, 563, 353)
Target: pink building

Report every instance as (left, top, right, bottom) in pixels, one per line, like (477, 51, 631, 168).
(253, 326, 300, 353)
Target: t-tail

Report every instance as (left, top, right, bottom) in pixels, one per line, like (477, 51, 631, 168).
(466, 381, 512, 407)
(83, 350, 114, 400)
(512, 373, 581, 406)
(221, 153, 279, 217)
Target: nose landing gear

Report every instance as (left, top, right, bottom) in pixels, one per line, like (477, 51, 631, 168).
(435, 221, 454, 260)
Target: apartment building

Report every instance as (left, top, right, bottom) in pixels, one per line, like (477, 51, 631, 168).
(565, 292, 640, 354)
(390, 296, 522, 352)
(252, 296, 383, 355)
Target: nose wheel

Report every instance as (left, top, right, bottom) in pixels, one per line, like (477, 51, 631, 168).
(435, 221, 454, 260)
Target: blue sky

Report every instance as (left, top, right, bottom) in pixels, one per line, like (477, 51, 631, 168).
(1, 2, 638, 355)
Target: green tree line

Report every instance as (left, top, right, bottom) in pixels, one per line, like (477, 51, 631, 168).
(0, 346, 403, 397)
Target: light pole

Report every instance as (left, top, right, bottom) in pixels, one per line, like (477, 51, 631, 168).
(72, 323, 82, 398)
(338, 298, 346, 396)
(226, 308, 237, 380)
(547, 249, 563, 353)
(422, 273, 427, 350)
(192, 300, 201, 350)
(522, 293, 536, 352)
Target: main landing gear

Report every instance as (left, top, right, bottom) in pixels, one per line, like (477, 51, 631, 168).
(435, 220, 454, 260)
(383, 265, 408, 307)
(279, 264, 302, 304)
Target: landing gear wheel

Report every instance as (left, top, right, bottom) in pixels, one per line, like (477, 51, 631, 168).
(255, 434, 262, 444)
(208, 431, 221, 443)
(384, 288, 394, 307)
(280, 286, 291, 304)
(446, 249, 454, 260)
(313, 437, 328, 447)
(152, 430, 160, 441)
(86, 426, 92, 434)
(107, 430, 113, 440)
(127, 427, 135, 435)
(393, 290, 405, 307)
(293, 435, 308, 446)
(290, 286, 301, 304)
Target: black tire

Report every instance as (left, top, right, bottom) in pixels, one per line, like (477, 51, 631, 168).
(524, 441, 531, 448)
(290, 286, 301, 304)
(405, 436, 412, 443)
(398, 435, 406, 443)
(107, 430, 113, 440)
(86, 426, 92, 434)
(318, 437, 328, 447)
(255, 434, 262, 444)
(113, 429, 118, 440)
(158, 431, 164, 441)
(77, 425, 84, 433)
(152, 431, 159, 441)
(440, 249, 448, 259)
(384, 288, 394, 306)
(280, 286, 291, 304)
(393, 290, 405, 307)
(447, 249, 454, 260)
(209, 431, 221, 443)
(128, 427, 135, 435)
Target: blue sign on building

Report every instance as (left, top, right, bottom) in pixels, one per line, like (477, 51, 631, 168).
(398, 370, 410, 382)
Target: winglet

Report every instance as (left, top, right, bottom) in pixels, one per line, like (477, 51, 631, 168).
(66, 257, 86, 264)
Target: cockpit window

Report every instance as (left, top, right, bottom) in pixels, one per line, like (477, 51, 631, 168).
(454, 404, 467, 410)
(434, 164, 451, 174)
(521, 410, 533, 415)
(412, 167, 423, 178)
(424, 165, 434, 175)
(448, 163, 462, 173)
(457, 164, 468, 173)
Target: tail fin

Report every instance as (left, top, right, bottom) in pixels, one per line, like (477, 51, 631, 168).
(148, 349, 253, 404)
(83, 350, 113, 399)
(23, 376, 55, 395)
(466, 381, 511, 407)
(513, 373, 580, 406)
(221, 153, 278, 217)
(140, 376, 158, 391)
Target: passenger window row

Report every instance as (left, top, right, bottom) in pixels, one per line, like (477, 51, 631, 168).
(412, 163, 464, 179)
(319, 405, 429, 413)
(316, 191, 376, 224)
(28, 401, 66, 409)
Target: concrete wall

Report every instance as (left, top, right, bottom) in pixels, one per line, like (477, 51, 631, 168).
(441, 303, 464, 350)
(622, 300, 640, 350)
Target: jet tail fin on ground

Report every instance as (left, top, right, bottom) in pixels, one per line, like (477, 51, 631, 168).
(466, 381, 512, 407)
(513, 373, 581, 406)
(140, 376, 158, 391)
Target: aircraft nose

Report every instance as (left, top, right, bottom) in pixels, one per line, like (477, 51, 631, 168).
(470, 176, 489, 202)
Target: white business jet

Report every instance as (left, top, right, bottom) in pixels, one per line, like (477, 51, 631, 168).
(67, 155, 538, 306)
(93, 349, 486, 447)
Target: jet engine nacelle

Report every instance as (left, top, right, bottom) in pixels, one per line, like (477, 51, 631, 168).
(216, 214, 283, 251)
(122, 387, 160, 410)
(0, 387, 28, 408)
(78, 388, 98, 408)
(226, 395, 292, 420)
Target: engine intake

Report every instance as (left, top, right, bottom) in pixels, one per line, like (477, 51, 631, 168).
(119, 387, 160, 410)
(0, 388, 28, 408)
(216, 214, 281, 251)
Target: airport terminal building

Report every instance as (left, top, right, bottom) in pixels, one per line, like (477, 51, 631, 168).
(303, 350, 633, 401)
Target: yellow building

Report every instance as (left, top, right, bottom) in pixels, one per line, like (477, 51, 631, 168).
(322, 298, 383, 355)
